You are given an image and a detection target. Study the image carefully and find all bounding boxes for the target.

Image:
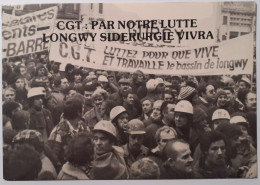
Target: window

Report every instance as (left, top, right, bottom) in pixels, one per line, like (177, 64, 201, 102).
(223, 16, 228, 25)
(229, 31, 239, 39)
(57, 4, 80, 20)
(99, 3, 103, 14)
(241, 32, 248, 36)
(222, 35, 227, 40)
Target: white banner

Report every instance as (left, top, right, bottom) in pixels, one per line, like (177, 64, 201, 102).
(49, 32, 253, 76)
(2, 6, 58, 58)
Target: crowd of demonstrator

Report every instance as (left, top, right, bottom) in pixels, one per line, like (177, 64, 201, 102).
(2, 53, 257, 180)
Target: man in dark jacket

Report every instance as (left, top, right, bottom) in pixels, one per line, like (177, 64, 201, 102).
(122, 119, 149, 169)
(28, 87, 54, 143)
(193, 131, 236, 178)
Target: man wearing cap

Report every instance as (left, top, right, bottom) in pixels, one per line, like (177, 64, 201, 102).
(229, 116, 257, 175)
(171, 76, 182, 93)
(91, 120, 128, 179)
(27, 87, 54, 143)
(239, 77, 251, 91)
(98, 75, 118, 95)
(13, 129, 57, 180)
(178, 86, 198, 104)
(48, 95, 87, 165)
(130, 70, 147, 100)
(122, 119, 149, 169)
(84, 88, 109, 130)
(143, 78, 165, 102)
(110, 78, 132, 105)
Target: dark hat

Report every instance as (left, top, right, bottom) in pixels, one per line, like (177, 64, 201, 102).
(133, 70, 144, 76)
(118, 78, 130, 84)
(90, 152, 126, 179)
(66, 93, 85, 103)
(3, 128, 17, 145)
(3, 101, 20, 118)
(6, 72, 19, 85)
(193, 107, 208, 124)
(12, 110, 30, 130)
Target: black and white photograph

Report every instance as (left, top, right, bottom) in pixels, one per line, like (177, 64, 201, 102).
(1, 0, 258, 181)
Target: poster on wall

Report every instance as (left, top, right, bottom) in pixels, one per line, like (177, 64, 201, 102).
(1, 0, 258, 182)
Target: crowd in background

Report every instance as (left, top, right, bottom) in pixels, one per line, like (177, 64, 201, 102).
(2, 52, 257, 180)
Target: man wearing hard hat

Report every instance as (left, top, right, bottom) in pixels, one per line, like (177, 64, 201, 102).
(90, 120, 128, 179)
(174, 100, 193, 142)
(27, 87, 54, 142)
(122, 119, 149, 169)
(211, 109, 230, 130)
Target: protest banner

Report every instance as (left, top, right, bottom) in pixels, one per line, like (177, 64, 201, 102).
(2, 6, 58, 58)
(49, 32, 253, 76)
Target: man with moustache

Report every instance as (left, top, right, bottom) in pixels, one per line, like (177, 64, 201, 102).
(193, 131, 236, 178)
(122, 119, 149, 168)
(244, 91, 256, 113)
(161, 139, 194, 179)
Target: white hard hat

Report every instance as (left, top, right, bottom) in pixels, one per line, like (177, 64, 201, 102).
(126, 119, 146, 135)
(155, 78, 164, 85)
(27, 87, 46, 98)
(175, 100, 193, 115)
(98, 75, 108, 82)
(164, 81, 172, 87)
(240, 76, 251, 86)
(93, 120, 117, 139)
(212, 109, 230, 121)
(110, 106, 127, 122)
(230, 116, 248, 126)
(146, 79, 157, 93)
